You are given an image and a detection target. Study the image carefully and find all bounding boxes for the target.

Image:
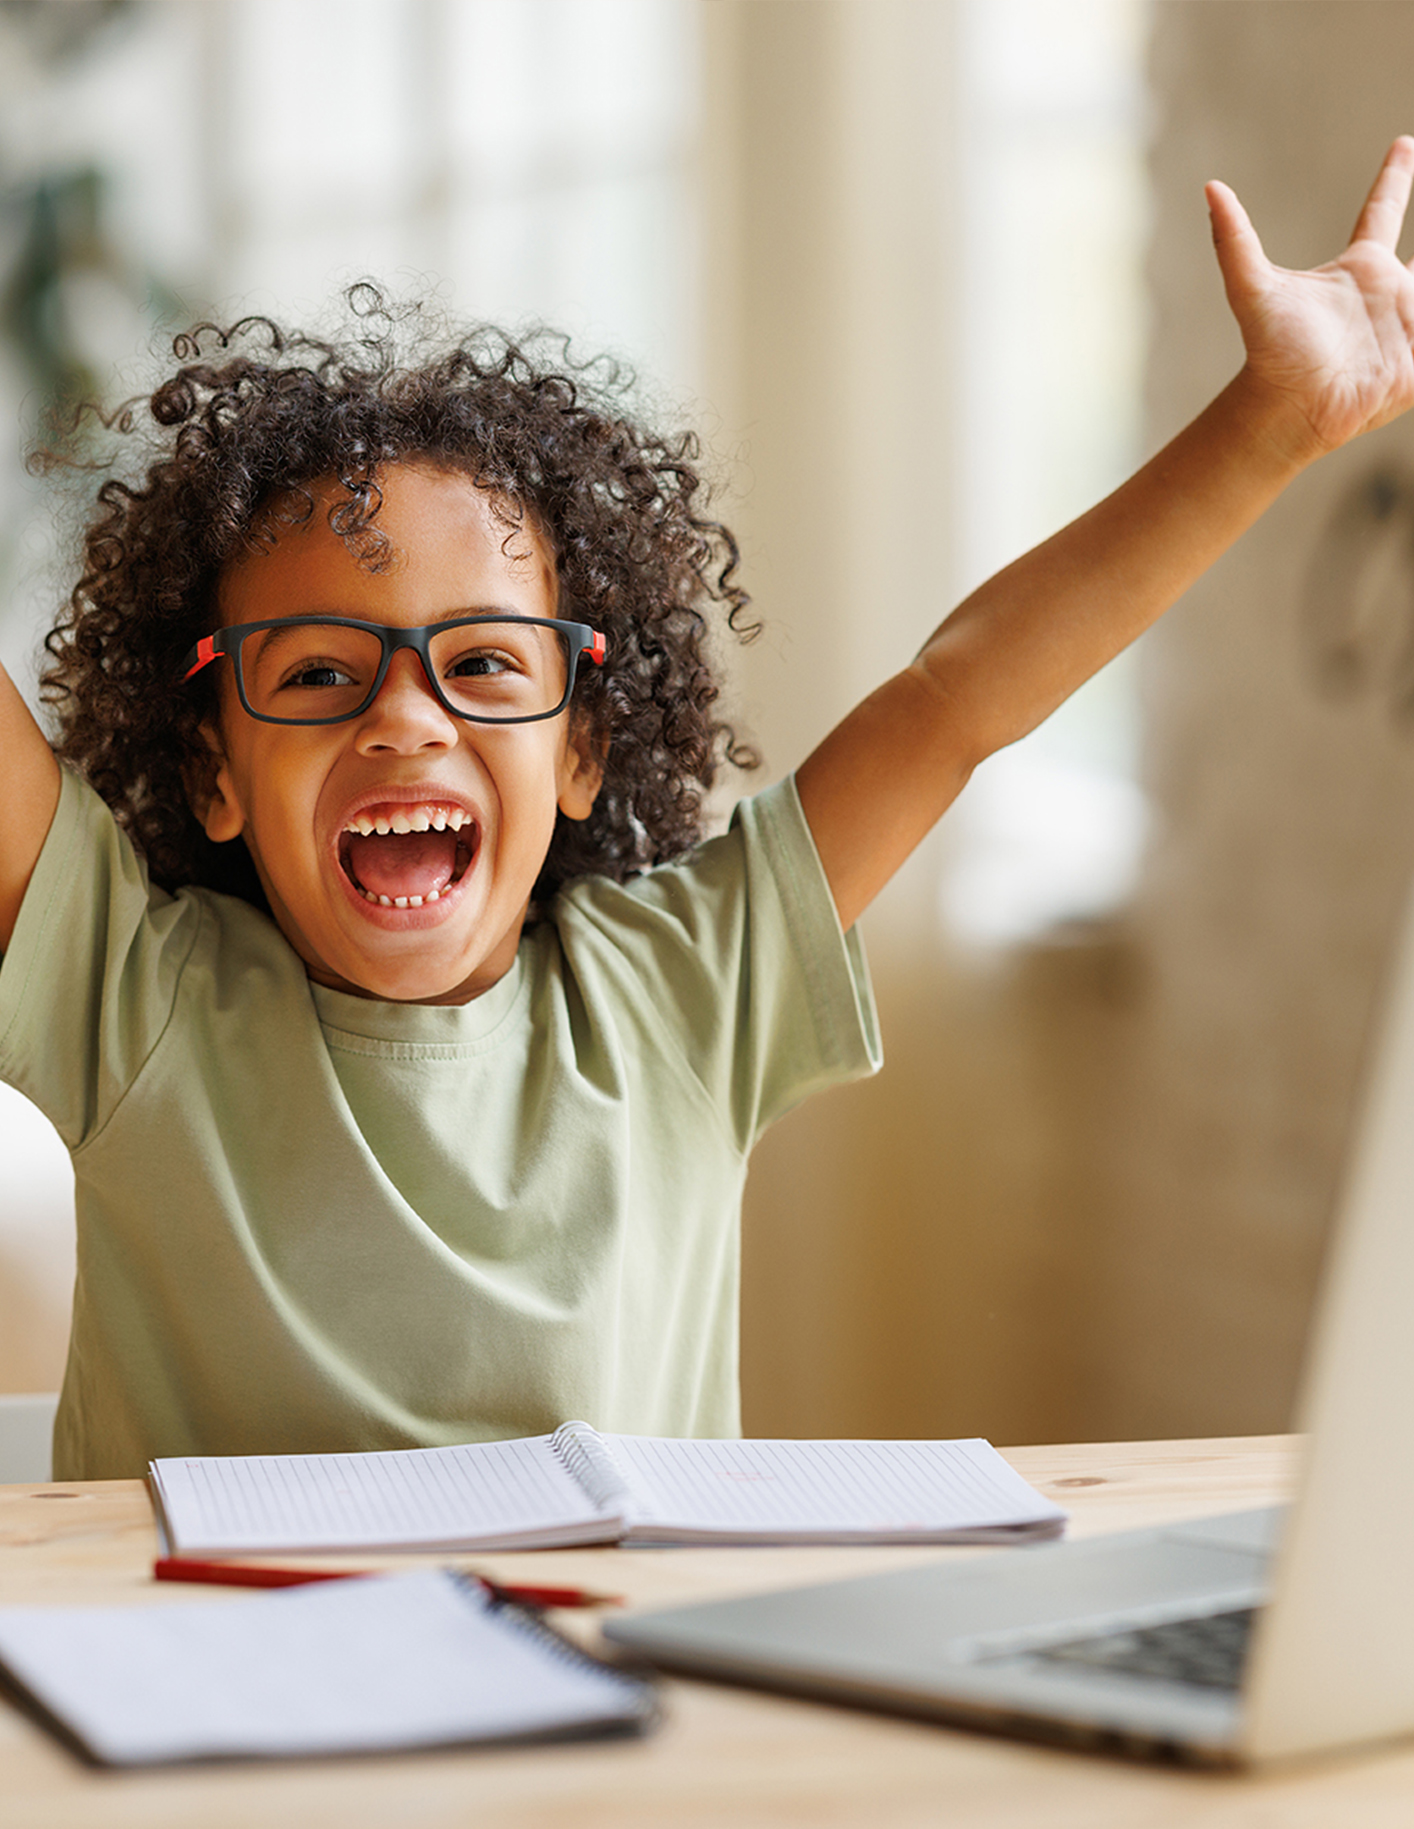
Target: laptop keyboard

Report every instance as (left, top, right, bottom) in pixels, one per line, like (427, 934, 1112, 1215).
(1034, 1607, 1256, 1692)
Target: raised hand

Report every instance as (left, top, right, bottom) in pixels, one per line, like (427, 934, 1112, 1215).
(1207, 136, 1414, 460)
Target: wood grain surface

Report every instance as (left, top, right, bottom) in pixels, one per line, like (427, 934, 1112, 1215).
(7, 1435, 1414, 1828)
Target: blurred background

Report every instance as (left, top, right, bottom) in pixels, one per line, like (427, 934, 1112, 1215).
(2, 0, 1413, 1449)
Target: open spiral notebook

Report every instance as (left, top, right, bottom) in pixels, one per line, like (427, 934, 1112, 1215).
(148, 1425, 1066, 1557)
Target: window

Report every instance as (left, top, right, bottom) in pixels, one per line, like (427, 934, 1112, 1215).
(940, 0, 1150, 945)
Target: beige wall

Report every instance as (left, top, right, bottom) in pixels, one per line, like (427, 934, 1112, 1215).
(1085, 0, 1414, 1439)
(716, 0, 1414, 1446)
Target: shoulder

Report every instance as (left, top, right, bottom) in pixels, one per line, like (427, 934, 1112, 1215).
(541, 772, 873, 1050)
(539, 778, 829, 1012)
(552, 775, 823, 942)
(0, 770, 309, 1144)
(540, 776, 880, 1147)
(18, 767, 300, 996)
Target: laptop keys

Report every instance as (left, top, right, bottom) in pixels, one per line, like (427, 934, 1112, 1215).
(1034, 1607, 1256, 1692)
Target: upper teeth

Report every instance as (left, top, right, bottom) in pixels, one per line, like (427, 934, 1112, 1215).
(344, 806, 470, 837)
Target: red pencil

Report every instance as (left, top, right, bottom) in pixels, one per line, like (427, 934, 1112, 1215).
(152, 1556, 622, 1609)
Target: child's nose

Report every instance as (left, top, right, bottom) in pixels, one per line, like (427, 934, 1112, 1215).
(353, 650, 458, 751)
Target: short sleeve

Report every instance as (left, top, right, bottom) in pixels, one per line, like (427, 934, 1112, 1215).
(0, 770, 203, 1148)
(549, 775, 882, 1155)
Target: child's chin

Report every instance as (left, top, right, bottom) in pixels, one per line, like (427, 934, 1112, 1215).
(333, 926, 517, 1005)
(317, 955, 472, 1004)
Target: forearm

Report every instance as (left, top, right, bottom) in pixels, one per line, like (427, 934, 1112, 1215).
(914, 369, 1314, 767)
(799, 372, 1316, 929)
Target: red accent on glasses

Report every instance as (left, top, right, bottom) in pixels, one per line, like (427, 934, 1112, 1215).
(183, 635, 220, 681)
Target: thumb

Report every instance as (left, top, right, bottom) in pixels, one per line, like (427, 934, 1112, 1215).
(1206, 179, 1271, 315)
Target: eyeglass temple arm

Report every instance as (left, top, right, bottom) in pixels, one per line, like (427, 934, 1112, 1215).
(183, 635, 223, 682)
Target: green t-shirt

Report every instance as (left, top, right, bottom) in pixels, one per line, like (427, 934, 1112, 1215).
(0, 770, 879, 1478)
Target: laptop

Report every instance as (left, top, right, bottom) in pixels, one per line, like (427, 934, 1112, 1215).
(605, 887, 1414, 1766)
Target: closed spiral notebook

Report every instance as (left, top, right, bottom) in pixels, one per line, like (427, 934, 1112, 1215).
(0, 1569, 658, 1766)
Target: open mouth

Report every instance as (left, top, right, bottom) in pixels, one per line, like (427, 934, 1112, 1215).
(337, 804, 478, 909)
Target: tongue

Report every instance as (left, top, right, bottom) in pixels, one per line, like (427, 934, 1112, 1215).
(345, 830, 460, 900)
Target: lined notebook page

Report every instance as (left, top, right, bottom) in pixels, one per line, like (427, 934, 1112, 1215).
(151, 1434, 608, 1555)
(603, 1436, 1064, 1539)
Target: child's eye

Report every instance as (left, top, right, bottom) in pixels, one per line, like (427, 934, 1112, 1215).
(445, 647, 516, 680)
(240, 625, 377, 717)
(281, 660, 358, 691)
(429, 624, 569, 717)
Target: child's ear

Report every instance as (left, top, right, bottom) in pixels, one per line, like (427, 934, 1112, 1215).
(187, 721, 247, 844)
(557, 719, 605, 823)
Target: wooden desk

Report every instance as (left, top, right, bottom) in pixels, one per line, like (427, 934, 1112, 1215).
(5, 1435, 1413, 1828)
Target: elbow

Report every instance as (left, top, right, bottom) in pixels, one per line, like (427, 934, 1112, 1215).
(904, 652, 1010, 782)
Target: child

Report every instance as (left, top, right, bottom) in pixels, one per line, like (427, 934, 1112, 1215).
(4, 144, 1414, 1481)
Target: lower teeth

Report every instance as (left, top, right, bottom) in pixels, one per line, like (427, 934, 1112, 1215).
(358, 885, 442, 908)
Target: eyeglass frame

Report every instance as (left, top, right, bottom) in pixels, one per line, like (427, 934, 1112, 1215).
(181, 613, 608, 727)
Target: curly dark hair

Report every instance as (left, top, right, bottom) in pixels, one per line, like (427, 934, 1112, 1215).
(36, 286, 757, 910)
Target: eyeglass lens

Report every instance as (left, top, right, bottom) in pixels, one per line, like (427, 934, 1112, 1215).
(236, 620, 573, 723)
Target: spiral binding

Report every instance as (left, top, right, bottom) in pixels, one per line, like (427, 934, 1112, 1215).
(550, 1421, 635, 1516)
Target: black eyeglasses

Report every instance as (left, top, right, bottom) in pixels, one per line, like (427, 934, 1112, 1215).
(182, 614, 607, 727)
